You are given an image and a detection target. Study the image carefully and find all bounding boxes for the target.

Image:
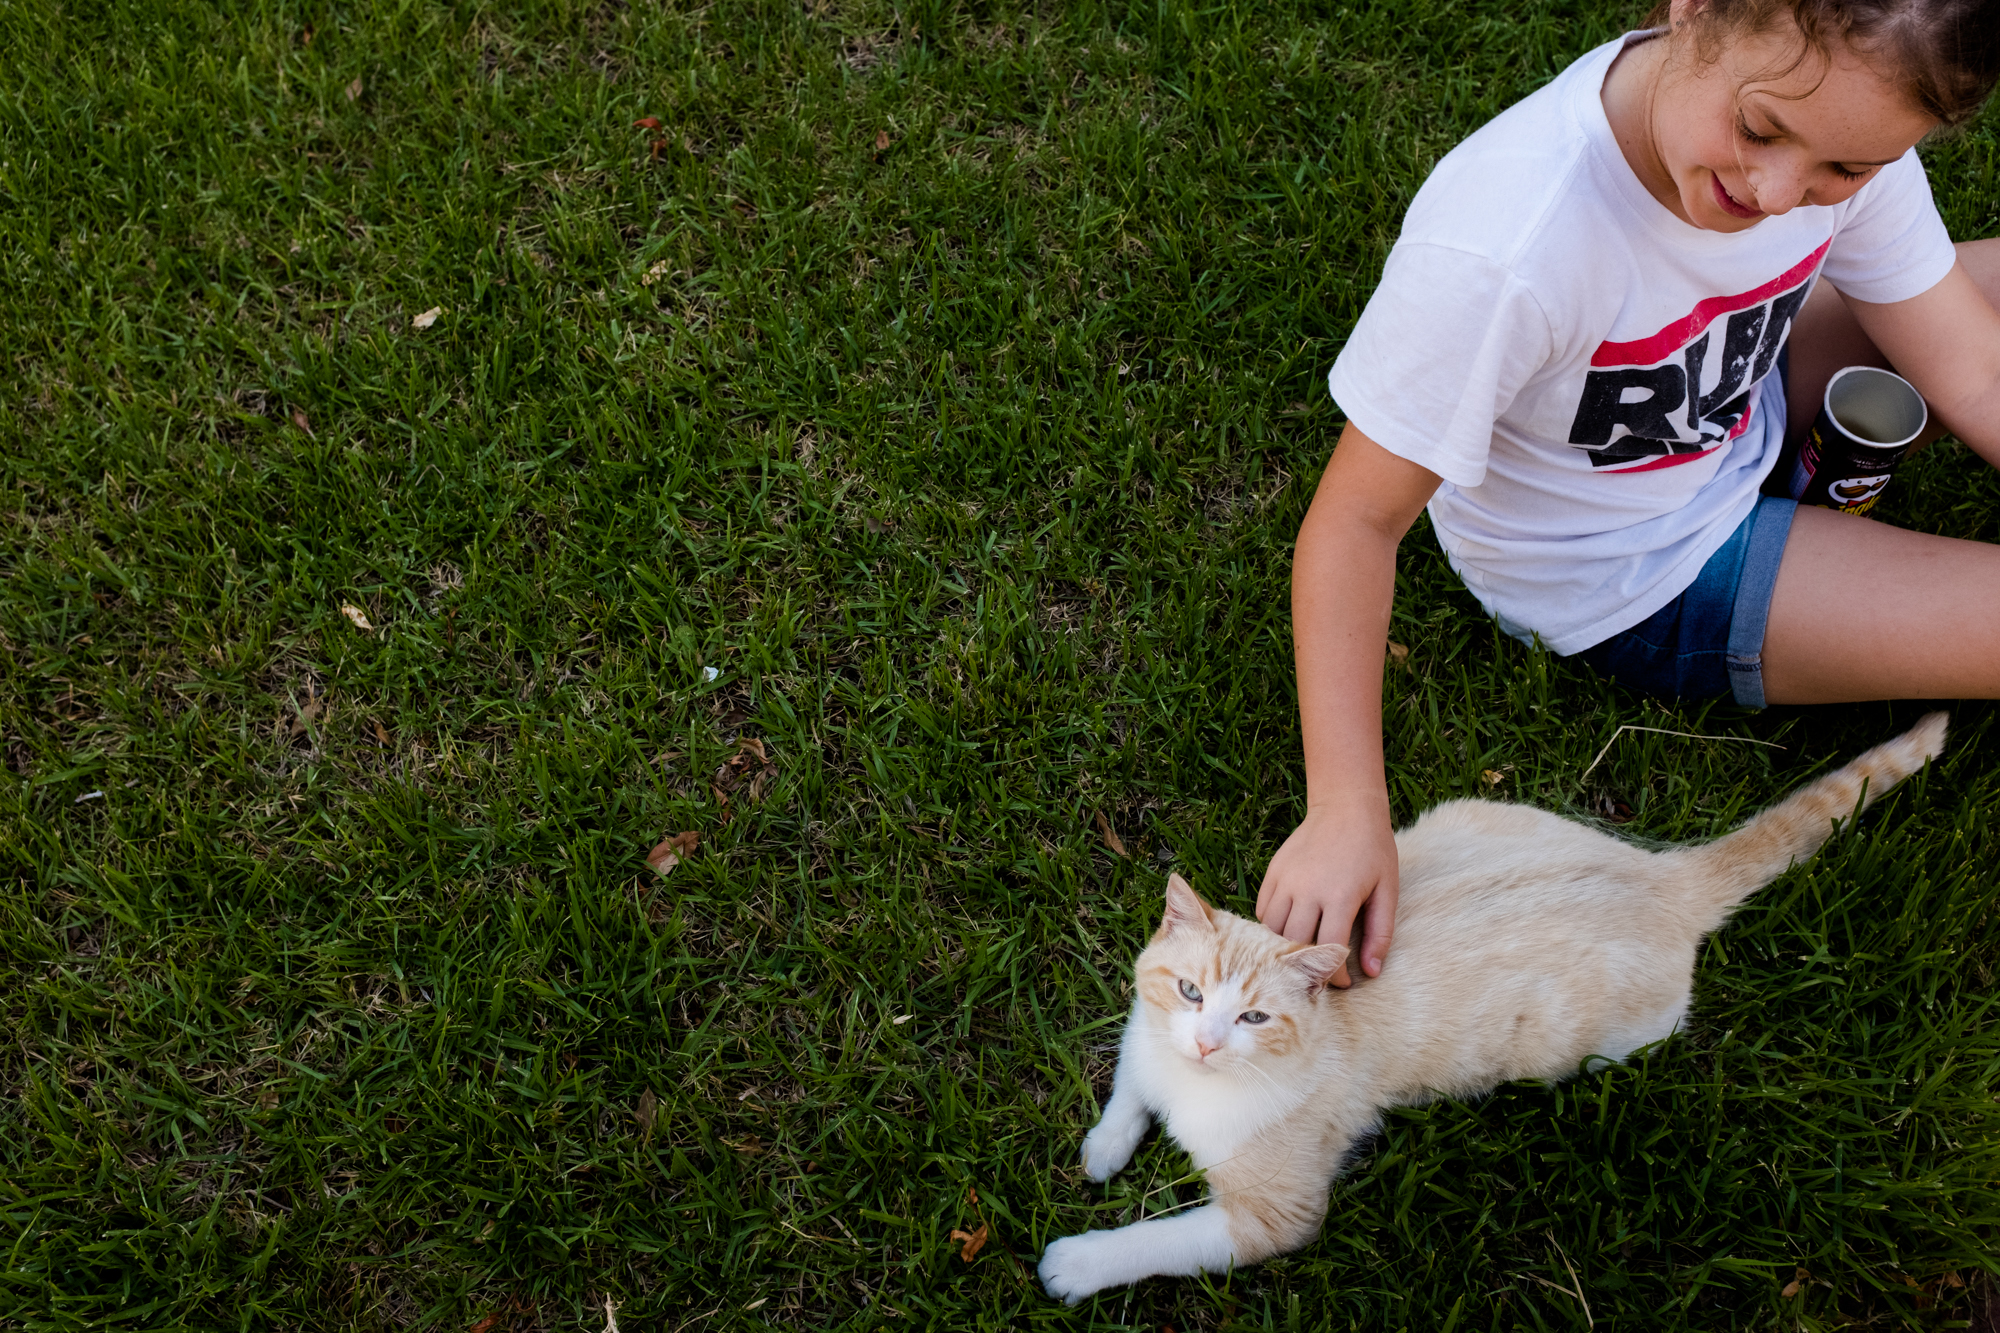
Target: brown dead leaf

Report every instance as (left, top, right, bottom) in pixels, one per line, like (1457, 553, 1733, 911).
(345, 77, 363, 102)
(713, 737, 778, 803)
(1094, 809, 1127, 857)
(1480, 769, 1504, 787)
(632, 116, 662, 130)
(728, 1135, 765, 1156)
(371, 718, 390, 745)
(647, 830, 699, 876)
(635, 1088, 658, 1134)
(340, 603, 375, 631)
(288, 694, 324, 739)
(864, 515, 895, 534)
(948, 1223, 989, 1262)
(649, 137, 668, 160)
(875, 129, 891, 152)
(301, 24, 315, 45)
(968, 1186, 978, 1204)
(468, 1316, 501, 1333)
(1386, 641, 1410, 669)
(291, 406, 314, 436)
(1782, 1266, 1812, 1299)
(412, 306, 442, 330)
(1944, 1272, 1966, 1289)
(1888, 1272, 1935, 1309)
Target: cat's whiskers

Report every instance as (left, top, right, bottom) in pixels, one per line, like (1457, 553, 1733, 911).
(1153, 1134, 1307, 1203)
(1232, 1054, 1286, 1098)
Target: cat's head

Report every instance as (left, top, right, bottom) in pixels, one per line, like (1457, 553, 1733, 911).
(1131, 874, 1348, 1074)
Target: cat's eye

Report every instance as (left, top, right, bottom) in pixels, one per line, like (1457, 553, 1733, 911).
(1239, 1011, 1270, 1025)
(1178, 979, 1202, 1004)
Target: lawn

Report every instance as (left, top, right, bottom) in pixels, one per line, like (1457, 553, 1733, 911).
(5, 0, 2000, 1328)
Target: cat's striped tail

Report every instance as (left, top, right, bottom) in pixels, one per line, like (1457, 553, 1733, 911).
(1673, 712, 1947, 911)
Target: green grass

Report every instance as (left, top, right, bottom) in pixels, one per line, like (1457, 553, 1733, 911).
(5, 0, 2000, 1328)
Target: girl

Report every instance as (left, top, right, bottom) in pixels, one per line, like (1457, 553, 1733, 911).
(1258, 0, 2000, 982)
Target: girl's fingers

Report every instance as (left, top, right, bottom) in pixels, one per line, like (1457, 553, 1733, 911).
(1320, 888, 1359, 985)
(1361, 885, 1397, 976)
(1281, 902, 1322, 944)
(1258, 887, 1291, 933)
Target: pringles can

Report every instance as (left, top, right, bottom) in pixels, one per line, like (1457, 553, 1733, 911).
(1765, 365, 1928, 515)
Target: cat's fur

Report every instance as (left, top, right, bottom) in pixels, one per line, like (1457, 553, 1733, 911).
(1040, 714, 1947, 1303)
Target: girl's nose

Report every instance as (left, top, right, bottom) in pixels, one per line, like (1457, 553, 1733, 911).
(1747, 159, 1808, 215)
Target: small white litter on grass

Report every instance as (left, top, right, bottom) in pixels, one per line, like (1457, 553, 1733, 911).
(892, 1014, 913, 1025)
(75, 790, 104, 803)
(411, 306, 442, 330)
(702, 666, 719, 681)
(340, 604, 375, 631)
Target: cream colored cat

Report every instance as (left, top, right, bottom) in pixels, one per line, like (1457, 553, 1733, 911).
(1040, 714, 1947, 1303)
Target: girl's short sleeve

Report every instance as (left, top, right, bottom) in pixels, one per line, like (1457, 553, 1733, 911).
(1327, 243, 1554, 489)
(1820, 150, 1956, 305)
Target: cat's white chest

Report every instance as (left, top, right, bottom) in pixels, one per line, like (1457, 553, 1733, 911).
(1142, 1062, 1305, 1167)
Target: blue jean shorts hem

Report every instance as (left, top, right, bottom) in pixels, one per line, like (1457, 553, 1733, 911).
(1570, 494, 1797, 707)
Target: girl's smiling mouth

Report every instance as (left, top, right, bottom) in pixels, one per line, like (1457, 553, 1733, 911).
(1710, 172, 1763, 220)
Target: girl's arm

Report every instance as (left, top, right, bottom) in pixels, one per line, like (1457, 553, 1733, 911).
(1847, 254, 2000, 464)
(1257, 422, 1441, 986)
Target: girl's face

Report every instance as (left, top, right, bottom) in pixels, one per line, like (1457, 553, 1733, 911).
(1648, 3, 1937, 232)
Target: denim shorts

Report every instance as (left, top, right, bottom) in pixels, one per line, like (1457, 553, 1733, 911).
(1570, 494, 1797, 707)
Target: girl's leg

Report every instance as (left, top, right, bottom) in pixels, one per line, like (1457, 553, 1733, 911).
(1763, 238, 2000, 703)
(1761, 508, 2000, 701)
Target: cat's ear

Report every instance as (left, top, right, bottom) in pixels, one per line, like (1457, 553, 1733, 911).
(1280, 941, 1350, 993)
(1156, 873, 1216, 938)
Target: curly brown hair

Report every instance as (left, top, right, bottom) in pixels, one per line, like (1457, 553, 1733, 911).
(1643, 0, 2000, 126)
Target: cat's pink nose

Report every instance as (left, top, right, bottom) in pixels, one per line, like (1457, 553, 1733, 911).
(1195, 1037, 1222, 1058)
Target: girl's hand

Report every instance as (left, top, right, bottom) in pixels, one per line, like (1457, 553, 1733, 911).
(1268, 421, 1431, 988)
(1256, 804, 1399, 988)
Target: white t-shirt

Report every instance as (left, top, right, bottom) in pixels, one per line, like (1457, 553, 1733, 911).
(1327, 31, 1956, 654)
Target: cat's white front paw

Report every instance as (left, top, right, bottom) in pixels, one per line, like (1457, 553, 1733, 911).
(1040, 1205, 1240, 1304)
(1038, 1230, 1119, 1305)
(1080, 1104, 1149, 1181)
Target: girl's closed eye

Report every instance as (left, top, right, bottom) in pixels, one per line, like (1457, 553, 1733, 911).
(1734, 111, 1775, 146)
(1735, 111, 1870, 181)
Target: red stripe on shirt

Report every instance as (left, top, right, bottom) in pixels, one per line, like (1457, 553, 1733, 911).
(1726, 391, 1758, 440)
(1588, 240, 1830, 369)
(1602, 444, 1724, 473)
